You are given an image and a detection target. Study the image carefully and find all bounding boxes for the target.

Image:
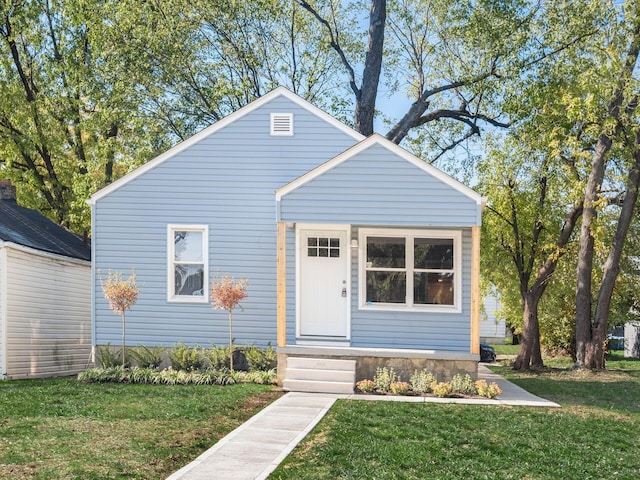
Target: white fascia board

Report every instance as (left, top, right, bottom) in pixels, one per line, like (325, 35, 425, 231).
(90, 87, 364, 204)
(0, 242, 91, 267)
(277, 133, 485, 207)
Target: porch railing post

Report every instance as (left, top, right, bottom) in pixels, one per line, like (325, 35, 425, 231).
(277, 221, 286, 347)
(471, 225, 481, 355)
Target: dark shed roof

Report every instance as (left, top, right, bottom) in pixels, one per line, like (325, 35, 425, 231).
(0, 183, 90, 261)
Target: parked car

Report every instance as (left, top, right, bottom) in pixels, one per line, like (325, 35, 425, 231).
(480, 343, 496, 363)
(607, 334, 624, 351)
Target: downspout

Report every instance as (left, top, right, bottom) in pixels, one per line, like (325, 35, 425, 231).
(89, 199, 96, 363)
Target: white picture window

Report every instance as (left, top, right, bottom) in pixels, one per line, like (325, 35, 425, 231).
(359, 228, 461, 312)
(168, 225, 208, 303)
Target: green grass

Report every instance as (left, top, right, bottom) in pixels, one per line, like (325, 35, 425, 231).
(488, 343, 519, 355)
(270, 355, 640, 480)
(0, 378, 280, 479)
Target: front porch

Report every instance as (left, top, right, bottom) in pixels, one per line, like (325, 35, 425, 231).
(278, 345, 479, 393)
(275, 221, 483, 393)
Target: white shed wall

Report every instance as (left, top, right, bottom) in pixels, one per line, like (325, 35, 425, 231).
(4, 245, 91, 379)
(0, 246, 7, 379)
(624, 322, 640, 358)
(480, 294, 506, 343)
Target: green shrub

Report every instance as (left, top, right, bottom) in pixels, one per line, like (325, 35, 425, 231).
(128, 345, 165, 369)
(451, 374, 477, 396)
(410, 369, 435, 394)
(205, 344, 231, 370)
(243, 344, 277, 371)
(97, 344, 128, 368)
(239, 369, 277, 385)
(169, 342, 204, 371)
(373, 367, 399, 393)
(78, 366, 277, 386)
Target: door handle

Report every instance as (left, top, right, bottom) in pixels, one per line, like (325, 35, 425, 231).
(341, 287, 347, 297)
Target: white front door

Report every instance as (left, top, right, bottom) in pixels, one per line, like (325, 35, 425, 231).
(298, 225, 350, 338)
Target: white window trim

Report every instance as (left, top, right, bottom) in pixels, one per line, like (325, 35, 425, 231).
(358, 228, 462, 313)
(167, 224, 209, 303)
(270, 112, 294, 136)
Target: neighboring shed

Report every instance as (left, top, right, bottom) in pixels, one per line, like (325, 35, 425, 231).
(0, 180, 91, 379)
(625, 322, 640, 358)
(480, 293, 507, 344)
(90, 88, 484, 392)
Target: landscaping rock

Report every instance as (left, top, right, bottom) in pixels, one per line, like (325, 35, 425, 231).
(233, 350, 250, 371)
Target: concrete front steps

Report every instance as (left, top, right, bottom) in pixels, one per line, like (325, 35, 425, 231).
(283, 357, 356, 394)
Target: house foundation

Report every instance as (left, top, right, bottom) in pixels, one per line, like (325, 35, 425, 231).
(278, 345, 478, 387)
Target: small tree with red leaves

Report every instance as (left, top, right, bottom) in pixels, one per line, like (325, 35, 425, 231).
(210, 273, 248, 371)
(101, 270, 140, 368)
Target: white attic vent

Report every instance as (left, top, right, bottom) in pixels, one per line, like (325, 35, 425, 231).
(271, 113, 293, 136)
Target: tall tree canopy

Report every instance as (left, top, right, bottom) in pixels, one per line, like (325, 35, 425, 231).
(480, 0, 640, 369)
(0, 0, 168, 231)
(574, 2, 640, 369)
(0, 0, 603, 233)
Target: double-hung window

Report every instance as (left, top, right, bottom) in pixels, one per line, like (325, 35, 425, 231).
(168, 225, 208, 303)
(360, 228, 461, 311)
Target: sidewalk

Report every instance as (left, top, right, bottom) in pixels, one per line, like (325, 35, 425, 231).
(166, 367, 559, 480)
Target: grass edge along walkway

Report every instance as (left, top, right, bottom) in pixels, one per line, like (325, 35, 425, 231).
(0, 379, 281, 479)
(270, 360, 640, 480)
(169, 366, 558, 480)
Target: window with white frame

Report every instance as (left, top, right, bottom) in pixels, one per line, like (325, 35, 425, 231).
(168, 225, 208, 302)
(360, 229, 461, 311)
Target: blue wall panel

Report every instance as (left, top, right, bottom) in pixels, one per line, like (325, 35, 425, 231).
(94, 96, 359, 347)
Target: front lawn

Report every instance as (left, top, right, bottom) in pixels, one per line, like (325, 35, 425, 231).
(0, 379, 280, 479)
(270, 355, 640, 479)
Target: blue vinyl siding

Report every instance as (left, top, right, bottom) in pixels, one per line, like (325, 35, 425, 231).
(283, 227, 472, 351)
(94, 92, 478, 353)
(279, 143, 480, 226)
(93, 96, 359, 347)
(349, 227, 471, 351)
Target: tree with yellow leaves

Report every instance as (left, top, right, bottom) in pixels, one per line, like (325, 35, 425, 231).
(211, 273, 248, 371)
(101, 270, 140, 368)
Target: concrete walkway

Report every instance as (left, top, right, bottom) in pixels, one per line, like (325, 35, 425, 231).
(166, 367, 559, 480)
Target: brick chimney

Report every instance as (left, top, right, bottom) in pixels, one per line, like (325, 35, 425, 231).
(0, 179, 17, 201)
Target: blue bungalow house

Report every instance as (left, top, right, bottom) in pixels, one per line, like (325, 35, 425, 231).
(90, 87, 484, 392)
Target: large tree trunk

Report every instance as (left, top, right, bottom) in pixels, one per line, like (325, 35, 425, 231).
(511, 202, 582, 370)
(575, 134, 611, 366)
(575, 12, 640, 369)
(583, 140, 640, 369)
(354, 0, 385, 136)
(514, 292, 543, 370)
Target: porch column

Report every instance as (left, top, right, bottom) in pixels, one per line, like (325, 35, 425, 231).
(471, 226, 481, 355)
(276, 221, 286, 347)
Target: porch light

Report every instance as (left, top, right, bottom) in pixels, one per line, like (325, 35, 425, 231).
(350, 239, 359, 249)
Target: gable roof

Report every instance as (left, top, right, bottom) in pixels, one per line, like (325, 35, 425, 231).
(276, 133, 485, 206)
(90, 87, 365, 204)
(0, 199, 90, 261)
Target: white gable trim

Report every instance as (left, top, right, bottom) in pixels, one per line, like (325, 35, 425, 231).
(90, 87, 364, 204)
(276, 133, 485, 206)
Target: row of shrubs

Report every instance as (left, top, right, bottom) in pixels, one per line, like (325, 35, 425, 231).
(78, 343, 278, 385)
(97, 342, 277, 372)
(356, 367, 503, 399)
(78, 365, 276, 385)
